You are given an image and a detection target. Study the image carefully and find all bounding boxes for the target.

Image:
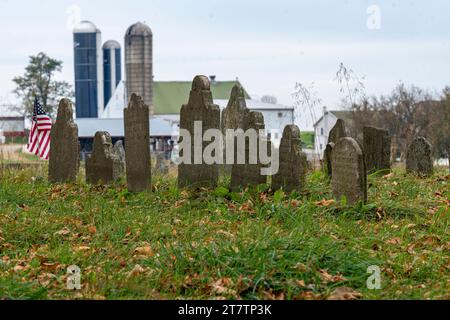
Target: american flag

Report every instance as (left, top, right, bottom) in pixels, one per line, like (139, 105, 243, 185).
(26, 97, 52, 160)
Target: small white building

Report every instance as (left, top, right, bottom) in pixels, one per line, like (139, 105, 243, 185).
(0, 105, 25, 143)
(214, 99, 294, 147)
(313, 108, 354, 158)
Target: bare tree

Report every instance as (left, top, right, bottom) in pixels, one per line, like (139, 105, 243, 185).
(292, 82, 322, 154)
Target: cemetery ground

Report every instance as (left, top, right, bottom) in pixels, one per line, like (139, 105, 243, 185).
(0, 164, 448, 300)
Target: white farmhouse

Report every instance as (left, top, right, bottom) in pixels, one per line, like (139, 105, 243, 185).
(313, 108, 355, 158)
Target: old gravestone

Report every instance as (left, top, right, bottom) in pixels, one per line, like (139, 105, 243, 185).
(222, 84, 249, 135)
(86, 132, 122, 184)
(324, 119, 347, 177)
(48, 99, 79, 183)
(178, 75, 221, 188)
(272, 125, 308, 193)
(363, 126, 391, 174)
(124, 93, 151, 192)
(230, 110, 267, 190)
(221, 84, 249, 176)
(328, 119, 347, 145)
(405, 137, 433, 177)
(112, 140, 126, 178)
(332, 137, 367, 205)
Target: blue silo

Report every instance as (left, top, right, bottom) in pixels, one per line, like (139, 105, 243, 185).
(73, 21, 104, 118)
(103, 40, 122, 107)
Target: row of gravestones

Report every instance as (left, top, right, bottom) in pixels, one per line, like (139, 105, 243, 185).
(179, 76, 308, 193)
(48, 75, 438, 204)
(323, 119, 435, 205)
(47, 76, 308, 194)
(48, 94, 148, 192)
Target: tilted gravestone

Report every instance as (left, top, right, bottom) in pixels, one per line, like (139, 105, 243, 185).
(332, 137, 367, 205)
(124, 93, 151, 192)
(231, 110, 267, 190)
(86, 132, 122, 184)
(178, 75, 221, 188)
(48, 99, 79, 183)
(363, 126, 391, 174)
(272, 125, 307, 193)
(406, 137, 433, 177)
(324, 119, 347, 177)
(328, 119, 347, 145)
(112, 140, 126, 178)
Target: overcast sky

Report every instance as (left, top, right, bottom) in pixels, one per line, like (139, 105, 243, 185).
(0, 0, 449, 129)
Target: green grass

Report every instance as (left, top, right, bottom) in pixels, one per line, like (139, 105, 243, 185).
(0, 166, 448, 300)
(301, 132, 315, 149)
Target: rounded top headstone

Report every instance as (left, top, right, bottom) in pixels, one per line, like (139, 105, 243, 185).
(57, 99, 74, 122)
(283, 125, 300, 140)
(192, 75, 211, 91)
(335, 137, 363, 156)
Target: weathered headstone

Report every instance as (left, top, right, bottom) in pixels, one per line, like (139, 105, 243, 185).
(221, 84, 249, 134)
(124, 93, 151, 192)
(221, 84, 249, 176)
(405, 137, 433, 177)
(48, 99, 79, 183)
(86, 132, 122, 184)
(178, 76, 221, 188)
(112, 140, 126, 178)
(332, 137, 367, 205)
(324, 119, 347, 177)
(230, 110, 267, 190)
(363, 126, 391, 174)
(328, 119, 347, 145)
(272, 125, 307, 193)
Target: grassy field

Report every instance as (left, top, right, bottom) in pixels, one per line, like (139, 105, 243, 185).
(0, 165, 448, 300)
(300, 132, 315, 150)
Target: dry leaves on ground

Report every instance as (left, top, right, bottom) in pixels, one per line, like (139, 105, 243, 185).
(328, 287, 362, 300)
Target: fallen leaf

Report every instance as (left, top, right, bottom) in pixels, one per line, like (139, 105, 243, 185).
(88, 225, 97, 234)
(216, 230, 235, 239)
(74, 246, 91, 252)
(296, 280, 306, 287)
(386, 237, 402, 245)
(134, 245, 154, 258)
(126, 264, 145, 278)
(211, 278, 237, 297)
(314, 199, 336, 207)
(54, 228, 71, 236)
(42, 262, 61, 272)
(382, 172, 395, 179)
(13, 264, 30, 273)
(328, 287, 362, 300)
(319, 269, 347, 283)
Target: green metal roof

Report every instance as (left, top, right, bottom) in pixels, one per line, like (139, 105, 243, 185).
(154, 81, 251, 114)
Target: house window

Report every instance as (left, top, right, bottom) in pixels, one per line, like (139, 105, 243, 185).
(278, 112, 283, 118)
(321, 128, 324, 135)
(320, 144, 323, 150)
